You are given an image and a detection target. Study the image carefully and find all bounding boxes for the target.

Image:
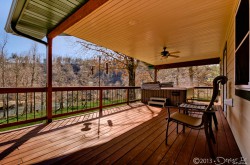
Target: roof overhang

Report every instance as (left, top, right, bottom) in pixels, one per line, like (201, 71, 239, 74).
(5, 0, 237, 66)
(5, 0, 89, 40)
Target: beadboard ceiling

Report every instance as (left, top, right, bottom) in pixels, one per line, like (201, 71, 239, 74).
(64, 0, 236, 65)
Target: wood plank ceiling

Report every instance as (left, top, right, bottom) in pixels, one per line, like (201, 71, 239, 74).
(64, 0, 236, 65)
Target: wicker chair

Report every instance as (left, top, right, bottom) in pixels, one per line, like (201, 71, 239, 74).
(165, 75, 228, 158)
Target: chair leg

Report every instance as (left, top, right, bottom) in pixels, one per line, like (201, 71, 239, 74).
(176, 123, 178, 134)
(209, 120, 216, 144)
(207, 114, 216, 144)
(204, 116, 216, 159)
(212, 113, 218, 130)
(166, 119, 170, 144)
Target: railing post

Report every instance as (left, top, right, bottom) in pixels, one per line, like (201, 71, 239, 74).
(99, 89, 103, 117)
(127, 88, 130, 105)
(46, 37, 53, 123)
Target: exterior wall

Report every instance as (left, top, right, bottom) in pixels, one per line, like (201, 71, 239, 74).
(222, 0, 250, 161)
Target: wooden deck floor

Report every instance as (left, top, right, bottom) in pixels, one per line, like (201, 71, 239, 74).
(0, 103, 242, 165)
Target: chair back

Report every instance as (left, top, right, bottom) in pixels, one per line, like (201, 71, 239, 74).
(205, 75, 228, 112)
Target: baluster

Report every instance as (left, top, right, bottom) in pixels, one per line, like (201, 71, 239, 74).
(127, 88, 129, 104)
(61, 91, 63, 114)
(118, 89, 119, 103)
(77, 91, 79, 111)
(86, 90, 87, 109)
(71, 91, 73, 111)
(90, 90, 92, 108)
(34, 92, 36, 119)
(103, 90, 105, 106)
(66, 91, 68, 113)
(25, 93, 28, 120)
(108, 89, 110, 105)
(119, 89, 120, 103)
(99, 89, 103, 117)
(7, 94, 9, 124)
(55, 91, 57, 115)
(41, 92, 43, 117)
(81, 90, 83, 109)
(16, 93, 18, 122)
(95, 90, 98, 107)
(113, 89, 114, 103)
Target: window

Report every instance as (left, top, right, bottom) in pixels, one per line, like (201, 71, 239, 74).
(235, 0, 250, 88)
(235, 0, 250, 100)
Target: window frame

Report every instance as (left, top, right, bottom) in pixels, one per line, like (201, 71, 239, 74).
(235, 0, 250, 91)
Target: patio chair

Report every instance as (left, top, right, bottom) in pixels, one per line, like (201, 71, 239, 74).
(165, 75, 228, 158)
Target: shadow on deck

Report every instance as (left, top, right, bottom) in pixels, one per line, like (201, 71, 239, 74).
(0, 103, 242, 164)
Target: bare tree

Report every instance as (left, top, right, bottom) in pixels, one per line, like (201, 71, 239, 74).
(30, 44, 36, 87)
(0, 33, 8, 118)
(189, 66, 194, 86)
(75, 40, 140, 87)
(0, 33, 8, 88)
(28, 43, 39, 113)
(176, 68, 180, 86)
(9, 53, 25, 87)
(75, 40, 140, 100)
(135, 62, 154, 85)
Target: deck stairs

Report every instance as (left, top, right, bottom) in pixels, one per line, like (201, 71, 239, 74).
(148, 97, 168, 107)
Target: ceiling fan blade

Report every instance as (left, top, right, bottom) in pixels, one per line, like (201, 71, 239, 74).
(169, 51, 180, 54)
(169, 54, 180, 58)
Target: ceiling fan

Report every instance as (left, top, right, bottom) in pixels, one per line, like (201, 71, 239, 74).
(161, 47, 180, 58)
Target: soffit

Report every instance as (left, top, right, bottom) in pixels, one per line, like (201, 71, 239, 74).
(5, 0, 88, 39)
(64, 0, 236, 65)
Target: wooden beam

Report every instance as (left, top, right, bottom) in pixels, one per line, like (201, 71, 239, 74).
(154, 58, 220, 70)
(48, 0, 109, 38)
(46, 37, 53, 123)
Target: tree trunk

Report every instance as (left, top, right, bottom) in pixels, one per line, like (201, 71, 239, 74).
(1, 37, 7, 118)
(176, 68, 179, 86)
(127, 57, 136, 100)
(189, 66, 194, 86)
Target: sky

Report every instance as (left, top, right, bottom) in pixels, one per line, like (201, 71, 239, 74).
(0, 1, 81, 58)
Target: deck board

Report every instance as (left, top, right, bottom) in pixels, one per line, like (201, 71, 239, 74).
(0, 103, 243, 164)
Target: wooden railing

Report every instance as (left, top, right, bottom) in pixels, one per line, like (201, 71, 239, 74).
(188, 86, 215, 102)
(0, 86, 141, 128)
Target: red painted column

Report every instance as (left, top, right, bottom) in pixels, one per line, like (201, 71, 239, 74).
(46, 37, 53, 123)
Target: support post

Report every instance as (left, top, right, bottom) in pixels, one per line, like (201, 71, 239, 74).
(46, 37, 53, 123)
(98, 56, 101, 87)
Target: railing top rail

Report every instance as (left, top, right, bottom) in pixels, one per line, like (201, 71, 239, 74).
(193, 86, 213, 89)
(52, 86, 141, 91)
(0, 86, 141, 93)
(0, 87, 46, 94)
